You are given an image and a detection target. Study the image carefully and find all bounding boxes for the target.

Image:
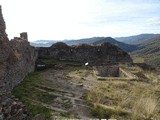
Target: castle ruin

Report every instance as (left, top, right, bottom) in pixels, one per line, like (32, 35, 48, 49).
(0, 5, 133, 119)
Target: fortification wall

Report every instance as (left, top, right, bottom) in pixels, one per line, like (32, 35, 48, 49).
(0, 6, 38, 119)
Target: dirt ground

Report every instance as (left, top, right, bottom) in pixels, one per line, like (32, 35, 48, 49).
(37, 66, 98, 119)
(13, 63, 160, 119)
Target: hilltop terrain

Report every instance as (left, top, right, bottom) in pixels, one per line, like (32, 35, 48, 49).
(12, 59, 160, 119)
(0, 5, 160, 120)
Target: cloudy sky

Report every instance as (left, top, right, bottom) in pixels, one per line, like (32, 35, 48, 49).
(0, 0, 160, 41)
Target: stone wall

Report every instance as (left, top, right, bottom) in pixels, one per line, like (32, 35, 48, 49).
(38, 42, 133, 65)
(0, 6, 38, 119)
(0, 36, 38, 119)
(94, 65, 120, 77)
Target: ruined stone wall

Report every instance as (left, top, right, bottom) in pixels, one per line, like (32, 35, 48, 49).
(4, 37, 38, 92)
(38, 42, 133, 65)
(0, 6, 38, 119)
(94, 65, 120, 77)
(0, 37, 38, 119)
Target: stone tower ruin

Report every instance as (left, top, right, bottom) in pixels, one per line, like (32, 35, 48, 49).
(20, 32, 28, 41)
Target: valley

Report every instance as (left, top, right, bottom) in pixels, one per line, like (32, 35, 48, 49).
(130, 36, 160, 69)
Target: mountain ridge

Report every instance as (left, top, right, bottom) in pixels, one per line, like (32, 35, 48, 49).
(92, 37, 138, 52)
(31, 37, 137, 52)
(115, 33, 160, 44)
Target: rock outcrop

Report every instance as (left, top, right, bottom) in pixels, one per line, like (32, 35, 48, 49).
(38, 42, 132, 65)
(0, 6, 38, 119)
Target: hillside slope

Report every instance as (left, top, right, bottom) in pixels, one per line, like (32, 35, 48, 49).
(131, 36, 160, 68)
(64, 37, 105, 45)
(93, 37, 138, 52)
(115, 34, 160, 44)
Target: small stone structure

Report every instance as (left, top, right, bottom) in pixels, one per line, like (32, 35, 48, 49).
(12, 32, 28, 41)
(94, 65, 120, 77)
(94, 65, 137, 80)
(20, 32, 28, 40)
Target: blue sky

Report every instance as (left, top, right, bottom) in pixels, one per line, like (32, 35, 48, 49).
(0, 0, 160, 41)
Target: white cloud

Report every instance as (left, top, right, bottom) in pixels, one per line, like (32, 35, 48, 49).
(147, 17, 160, 25)
(0, 0, 160, 41)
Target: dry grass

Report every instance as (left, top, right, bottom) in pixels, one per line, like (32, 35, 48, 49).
(132, 96, 159, 119)
(144, 71, 160, 84)
(67, 66, 95, 80)
(12, 61, 160, 119)
(85, 65, 160, 119)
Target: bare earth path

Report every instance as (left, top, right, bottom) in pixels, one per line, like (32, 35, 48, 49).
(35, 67, 98, 119)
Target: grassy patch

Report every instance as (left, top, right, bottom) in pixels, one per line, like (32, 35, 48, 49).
(25, 99, 52, 119)
(91, 104, 129, 119)
(67, 66, 94, 79)
(41, 59, 59, 65)
(85, 73, 160, 119)
(60, 112, 71, 118)
(132, 97, 159, 119)
(36, 91, 57, 104)
(12, 72, 56, 119)
(40, 58, 82, 65)
(62, 99, 72, 109)
(132, 57, 144, 63)
(35, 84, 56, 93)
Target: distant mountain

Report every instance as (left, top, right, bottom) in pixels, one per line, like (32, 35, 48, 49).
(64, 37, 105, 45)
(92, 37, 138, 52)
(115, 34, 160, 44)
(31, 37, 105, 47)
(30, 40, 58, 47)
(31, 34, 160, 47)
(31, 37, 137, 52)
(131, 36, 160, 68)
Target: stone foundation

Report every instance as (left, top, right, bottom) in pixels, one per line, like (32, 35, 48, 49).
(94, 65, 120, 77)
(94, 65, 137, 80)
